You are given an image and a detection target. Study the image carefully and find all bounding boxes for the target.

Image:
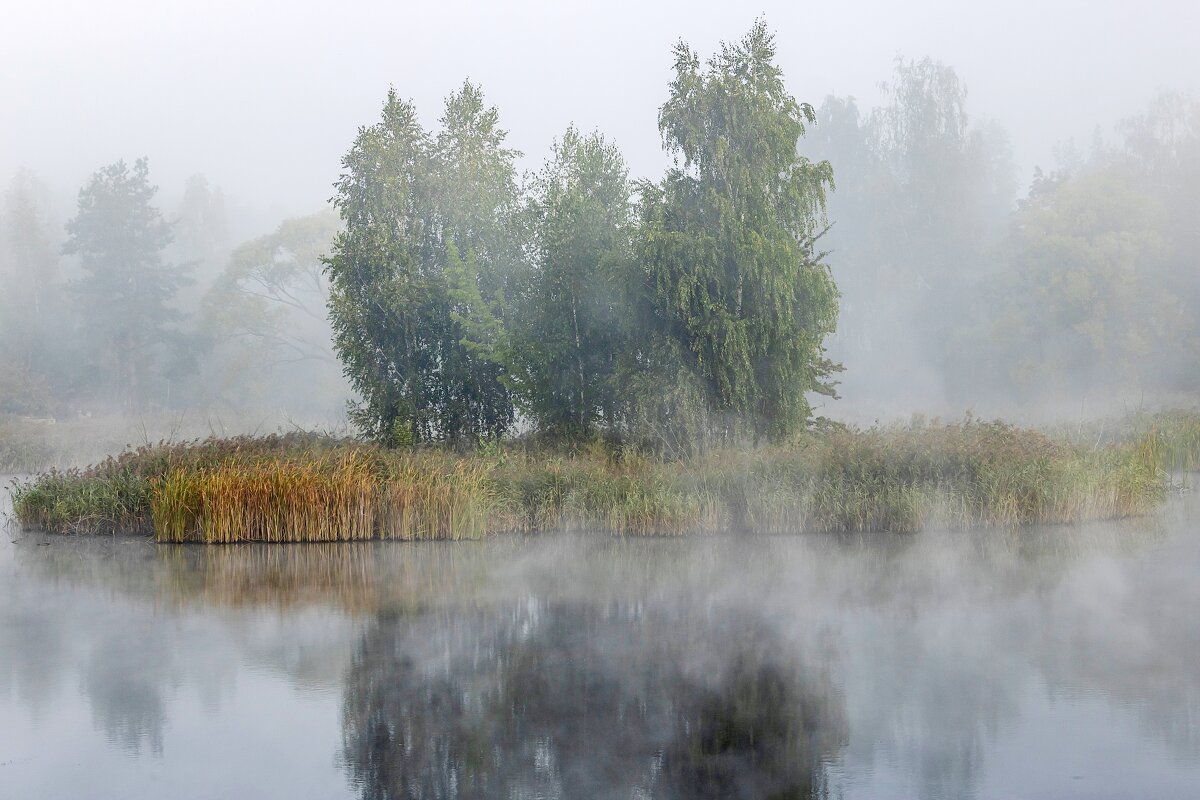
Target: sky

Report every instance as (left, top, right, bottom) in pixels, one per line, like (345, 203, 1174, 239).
(2, 0, 1197, 234)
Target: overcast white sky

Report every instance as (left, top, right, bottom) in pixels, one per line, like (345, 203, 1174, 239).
(2, 0, 1197, 233)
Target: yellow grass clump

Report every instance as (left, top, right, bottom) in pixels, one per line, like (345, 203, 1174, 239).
(150, 451, 492, 543)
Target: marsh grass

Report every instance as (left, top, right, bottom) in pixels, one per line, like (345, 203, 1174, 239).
(10, 415, 1189, 541)
(8, 468, 153, 534)
(491, 450, 721, 534)
(1123, 410, 1200, 473)
(148, 446, 493, 543)
(0, 418, 59, 473)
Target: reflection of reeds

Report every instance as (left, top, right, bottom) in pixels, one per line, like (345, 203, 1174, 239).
(10, 416, 1192, 540)
(153, 540, 494, 611)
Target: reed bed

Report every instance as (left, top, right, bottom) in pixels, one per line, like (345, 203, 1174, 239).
(789, 423, 1164, 532)
(490, 452, 722, 535)
(1123, 409, 1200, 473)
(149, 449, 493, 543)
(9, 414, 1191, 541)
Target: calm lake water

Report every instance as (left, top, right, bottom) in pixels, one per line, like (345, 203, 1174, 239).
(2, 481, 1199, 799)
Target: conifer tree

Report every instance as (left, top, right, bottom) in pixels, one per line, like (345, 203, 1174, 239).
(64, 158, 187, 408)
(0, 170, 65, 412)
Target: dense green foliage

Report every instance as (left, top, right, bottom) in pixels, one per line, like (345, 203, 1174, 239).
(952, 94, 1200, 401)
(640, 22, 840, 441)
(328, 24, 839, 447)
(961, 167, 1175, 397)
(2, 22, 1199, 458)
(326, 84, 517, 446)
(503, 126, 635, 439)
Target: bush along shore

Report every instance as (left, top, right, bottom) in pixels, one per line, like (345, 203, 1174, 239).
(8, 413, 1197, 542)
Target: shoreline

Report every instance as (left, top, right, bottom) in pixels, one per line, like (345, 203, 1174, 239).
(10, 411, 1198, 543)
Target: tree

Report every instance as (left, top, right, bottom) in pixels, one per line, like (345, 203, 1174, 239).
(326, 87, 517, 445)
(939, 93, 1200, 404)
(801, 59, 1015, 410)
(326, 92, 435, 444)
(954, 114, 1191, 401)
(867, 57, 1014, 288)
(431, 81, 519, 441)
(1118, 92, 1200, 390)
(1012, 168, 1171, 393)
(64, 158, 189, 408)
(638, 21, 840, 442)
(201, 211, 346, 411)
(172, 173, 230, 293)
(208, 211, 340, 367)
(503, 126, 634, 439)
(0, 170, 65, 413)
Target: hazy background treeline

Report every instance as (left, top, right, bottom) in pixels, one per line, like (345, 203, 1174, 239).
(804, 63, 1200, 420)
(0, 165, 348, 424)
(1, 50, 1197, 433)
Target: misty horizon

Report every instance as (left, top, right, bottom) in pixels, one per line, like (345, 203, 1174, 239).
(3, 0, 1197, 234)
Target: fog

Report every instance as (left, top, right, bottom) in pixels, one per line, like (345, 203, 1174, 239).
(3, 0, 1199, 431)
(4, 0, 1197, 221)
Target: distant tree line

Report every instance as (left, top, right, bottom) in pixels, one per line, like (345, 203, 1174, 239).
(955, 93, 1200, 402)
(803, 59, 1200, 411)
(800, 57, 1016, 410)
(326, 22, 840, 448)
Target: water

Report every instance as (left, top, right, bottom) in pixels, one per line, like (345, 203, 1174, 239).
(2, 482, 1199, 799)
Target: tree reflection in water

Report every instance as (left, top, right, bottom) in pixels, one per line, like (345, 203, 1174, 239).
(341, 599, 846, 800)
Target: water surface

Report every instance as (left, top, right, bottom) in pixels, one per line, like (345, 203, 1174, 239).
(2, 482, 1199, 799)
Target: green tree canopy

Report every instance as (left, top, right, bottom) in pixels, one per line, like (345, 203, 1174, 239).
(953, 112, 1194, 400)
(639, 21, 840, 441)
(326, 86, 517, 446)
(432, 81, 520, 442)
(504, 125, 634, 439)
(938, 92, 1200, 403)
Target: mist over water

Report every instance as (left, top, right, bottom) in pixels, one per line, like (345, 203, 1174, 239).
(3, 4, 1200, 798)
(4, 485, 1200, 798)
